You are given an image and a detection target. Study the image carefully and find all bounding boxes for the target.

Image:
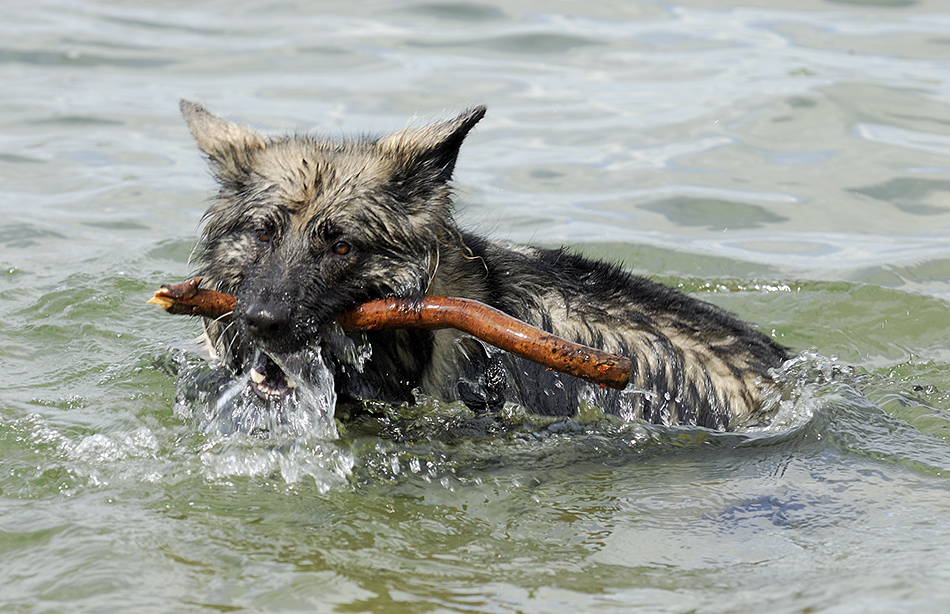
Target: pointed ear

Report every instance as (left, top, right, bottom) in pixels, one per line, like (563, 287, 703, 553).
(379, 106, 487, 183)
(180, 100, 266, 181)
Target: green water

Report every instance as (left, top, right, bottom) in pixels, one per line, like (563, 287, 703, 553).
(4, 0, 950, 612)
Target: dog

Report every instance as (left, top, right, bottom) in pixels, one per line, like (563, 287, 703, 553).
(180, 100, 788, 431)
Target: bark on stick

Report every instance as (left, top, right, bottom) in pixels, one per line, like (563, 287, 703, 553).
(149, 278, 632, 389)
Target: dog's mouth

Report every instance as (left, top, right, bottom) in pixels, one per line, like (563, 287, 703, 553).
(249, 353, 297, 400)
(237, 326, 353, 405)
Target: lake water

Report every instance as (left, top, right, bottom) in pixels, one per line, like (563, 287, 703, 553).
(3, 0, 950, 612)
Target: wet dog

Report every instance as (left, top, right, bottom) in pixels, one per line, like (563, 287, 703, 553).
(180, 101, 787, 431)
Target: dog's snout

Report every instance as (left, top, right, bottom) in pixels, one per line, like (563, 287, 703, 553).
(244, 301, 290, 340)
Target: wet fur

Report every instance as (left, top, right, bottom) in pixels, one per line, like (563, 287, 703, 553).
(182, 101, 788, 431)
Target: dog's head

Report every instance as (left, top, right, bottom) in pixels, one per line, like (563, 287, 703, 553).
(180, 101, 486, 400)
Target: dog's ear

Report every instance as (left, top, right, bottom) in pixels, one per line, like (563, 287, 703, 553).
(380, 106, 487, 184)
(180, 100, 266, 181)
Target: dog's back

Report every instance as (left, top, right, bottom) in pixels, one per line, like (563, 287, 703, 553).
(404, 232, 787, 430)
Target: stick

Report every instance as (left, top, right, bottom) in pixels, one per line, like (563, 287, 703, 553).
(148, 277, 235, 318)
(149, 278, 632, 389)
(337, 298, 632, 390)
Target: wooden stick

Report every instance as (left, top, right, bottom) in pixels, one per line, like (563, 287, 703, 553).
(149, 278, 632, 389)
(148, 277, 235, 318)
(337, 298, 632, 389)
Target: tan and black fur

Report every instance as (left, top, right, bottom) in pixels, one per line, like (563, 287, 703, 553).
(181, 101, 787, 431)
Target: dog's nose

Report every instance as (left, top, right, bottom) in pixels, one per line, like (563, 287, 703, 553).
(243, 301, 290, 340)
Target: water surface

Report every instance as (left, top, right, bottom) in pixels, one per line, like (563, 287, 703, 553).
(2, 0, 950, 612)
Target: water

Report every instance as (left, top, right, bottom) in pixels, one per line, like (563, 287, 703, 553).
(177, 346, 340, 439)
(3, 0, 950, 611)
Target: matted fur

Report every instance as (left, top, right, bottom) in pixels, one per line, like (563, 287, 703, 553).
(181, 101, 787, 430)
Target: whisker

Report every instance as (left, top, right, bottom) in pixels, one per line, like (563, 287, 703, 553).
(213, 319, 242, 360)
(212, 311, 234, 325)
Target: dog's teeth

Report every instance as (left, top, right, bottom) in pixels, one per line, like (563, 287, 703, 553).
(250, 368, 265, 384)
(286, 378, 297, 389)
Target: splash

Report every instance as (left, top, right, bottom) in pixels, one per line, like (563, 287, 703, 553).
(173, 345, 354, 488)
(749, 350, 854, 433)
(177, 346, 338, 440)
(195, 433, 354, 491)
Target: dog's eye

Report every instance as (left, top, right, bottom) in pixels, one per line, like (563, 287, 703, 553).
(331, 240, 352, 256)
(256, 228, 271, 244)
